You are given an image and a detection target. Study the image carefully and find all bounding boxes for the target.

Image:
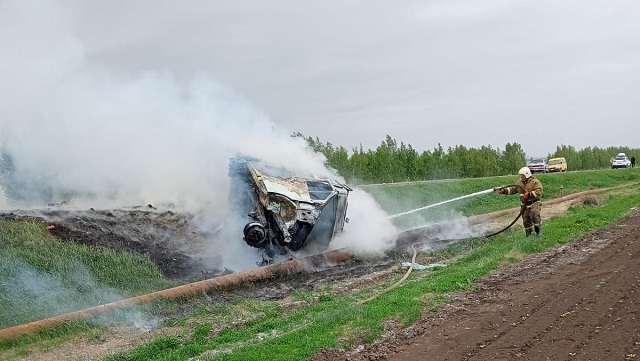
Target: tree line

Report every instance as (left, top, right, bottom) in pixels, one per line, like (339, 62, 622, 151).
(293, 133, 639, 184)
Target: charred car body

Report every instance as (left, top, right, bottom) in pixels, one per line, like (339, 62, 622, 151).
(228, 157, 351, 254)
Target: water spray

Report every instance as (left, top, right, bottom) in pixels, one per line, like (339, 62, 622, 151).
(388, 187, 499, 219)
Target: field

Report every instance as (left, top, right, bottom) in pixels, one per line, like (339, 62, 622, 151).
(0, 168, 639, 360)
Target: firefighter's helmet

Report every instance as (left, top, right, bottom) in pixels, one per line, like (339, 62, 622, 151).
(518, 166, 532, 179)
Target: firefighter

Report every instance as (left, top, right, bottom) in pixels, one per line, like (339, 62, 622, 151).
(496, 167, 544, 237)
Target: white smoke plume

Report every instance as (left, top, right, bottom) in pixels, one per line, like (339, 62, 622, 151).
(0, 0, 399, 273)
(330, 189, 397, 255)
(0, 1, 331, 212)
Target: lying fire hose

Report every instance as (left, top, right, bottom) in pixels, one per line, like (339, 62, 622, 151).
(359, 185, 524, 304)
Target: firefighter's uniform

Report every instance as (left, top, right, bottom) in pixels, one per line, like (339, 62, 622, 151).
(503, 175, 544, 236)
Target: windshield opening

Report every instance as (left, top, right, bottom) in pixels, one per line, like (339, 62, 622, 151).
(307, 181, 334, 201)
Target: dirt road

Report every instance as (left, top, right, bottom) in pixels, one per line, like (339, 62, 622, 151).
(317, 210, 640, 361)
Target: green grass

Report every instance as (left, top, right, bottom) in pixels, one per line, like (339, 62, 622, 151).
(1, 168, 639, 360)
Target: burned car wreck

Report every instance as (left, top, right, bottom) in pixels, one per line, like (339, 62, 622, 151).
(228, 157, 351, 254)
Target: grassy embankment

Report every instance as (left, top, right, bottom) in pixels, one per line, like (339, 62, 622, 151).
(0, 222, 176, 353)
(0, 168, 638, 360)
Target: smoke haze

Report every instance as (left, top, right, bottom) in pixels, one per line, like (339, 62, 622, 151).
(0, 1, 332, 211)
(0, 0, 399, 271)
(0, 256, 154, 329)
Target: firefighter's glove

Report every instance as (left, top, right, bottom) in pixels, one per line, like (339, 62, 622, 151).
(497, 188, 506, 195)
(523, 191, 529, 200)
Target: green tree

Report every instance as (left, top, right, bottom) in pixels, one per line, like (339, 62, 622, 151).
(468, 146, 501, 177)
(293, 132, 640, 182)
(501, 142, 526, 174)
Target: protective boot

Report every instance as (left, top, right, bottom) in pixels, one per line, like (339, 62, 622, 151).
(525, 229, 532, 237)
(534, 226, 541, 237)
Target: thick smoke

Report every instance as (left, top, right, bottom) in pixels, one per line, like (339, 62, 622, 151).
(330, 189, 397, 255)
(0, 1, 332, 212)
(0, 0, 399, 273)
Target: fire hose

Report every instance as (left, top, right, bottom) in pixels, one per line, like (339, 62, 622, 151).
(479, 184, 526, 237)
(359, 185, 524, 304)
(362, 183, 638, 304)
(359, 182, 639, 304)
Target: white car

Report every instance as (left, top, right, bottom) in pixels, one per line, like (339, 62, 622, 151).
(526, 158, 548, 173)
(611, 153, 632, 169)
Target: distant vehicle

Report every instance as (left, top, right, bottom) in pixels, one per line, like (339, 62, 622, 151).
(611, 153, 631, 169)
(547, 157, 567, 172)
(228, 156, 351, 254)
(527, 158, 548, 173)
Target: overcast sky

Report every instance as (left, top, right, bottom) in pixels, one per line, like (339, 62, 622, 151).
(5, 0, 640, 159)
